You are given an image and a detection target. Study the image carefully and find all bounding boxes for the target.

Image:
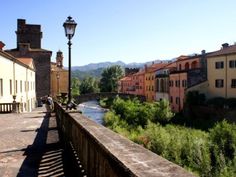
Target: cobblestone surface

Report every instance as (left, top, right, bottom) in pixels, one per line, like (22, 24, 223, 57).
(0, 106, 75, 177)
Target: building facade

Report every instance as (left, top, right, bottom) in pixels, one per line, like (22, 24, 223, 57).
(0, 44, 36, 112)
(51, 51, 68, 98)
(169, 55, 204, 112)
(207, 44, 236, 99)
(5, 19, 52, 104)
(145, 63, 168, 102)
(155, 62, 176, 102)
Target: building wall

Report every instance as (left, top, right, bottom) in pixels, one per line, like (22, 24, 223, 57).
(207, 54, 236, 99)
(145, 72, 156, 102)
(51, 69, 68, 98)
(169, 72, 187, 112)
(186, 81, 209, 96)
(132, 72, 145, 95)
(0, 54, 36, 112)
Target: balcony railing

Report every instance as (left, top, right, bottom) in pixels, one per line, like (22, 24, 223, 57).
(0, 102, 20, 113)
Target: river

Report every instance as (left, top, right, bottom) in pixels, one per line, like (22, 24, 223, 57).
(78, 100, 107, 125)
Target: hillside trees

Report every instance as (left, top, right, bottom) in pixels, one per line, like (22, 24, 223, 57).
(79, 76, 99, 94)
(99, 65, 123, 92)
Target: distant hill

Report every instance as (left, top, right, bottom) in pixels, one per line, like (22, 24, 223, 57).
(71, 60, 171, 80)
(71, 61, 126, 71)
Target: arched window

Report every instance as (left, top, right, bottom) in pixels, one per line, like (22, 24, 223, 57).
(185, 62, 189, 70)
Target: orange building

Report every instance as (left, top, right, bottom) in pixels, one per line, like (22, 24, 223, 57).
(144, 63, 168, 102)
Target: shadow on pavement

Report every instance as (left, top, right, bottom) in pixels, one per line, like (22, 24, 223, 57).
(16, 113, 80, 177)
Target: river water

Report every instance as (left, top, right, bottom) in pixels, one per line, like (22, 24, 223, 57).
(78, 100, 107, 125)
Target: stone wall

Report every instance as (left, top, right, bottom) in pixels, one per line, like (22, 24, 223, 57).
(55, 102, 195, 177)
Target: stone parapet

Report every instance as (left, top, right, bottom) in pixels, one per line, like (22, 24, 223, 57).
(55, 102, 195, 177)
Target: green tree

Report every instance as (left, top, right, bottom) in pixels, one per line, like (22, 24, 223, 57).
(153, 99, 175, 123)
(71, 77, 80, 96)
(79, 76, 99, 94)
(99, 65, 123, 92)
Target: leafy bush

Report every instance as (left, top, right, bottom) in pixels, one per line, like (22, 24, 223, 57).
(103, 97, 236, 177)
(153, 99, 175, 123)
(209, 120, 236, 176)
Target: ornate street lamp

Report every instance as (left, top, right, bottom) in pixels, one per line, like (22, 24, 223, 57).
(63, 16, 77, 110)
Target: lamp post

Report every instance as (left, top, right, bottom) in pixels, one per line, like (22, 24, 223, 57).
(56, 72, 60, 95)
(63, 16, 77, 109)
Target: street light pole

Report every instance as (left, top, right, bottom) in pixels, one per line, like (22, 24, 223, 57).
(68, 38, 72, 104)
(63, 16, 77, 110)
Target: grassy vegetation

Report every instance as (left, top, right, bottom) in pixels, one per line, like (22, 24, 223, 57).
(103, 97, 236, 177)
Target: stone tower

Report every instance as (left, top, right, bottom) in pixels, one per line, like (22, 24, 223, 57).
(56, 50, 63, 68)
(6, 19, 52, 105)
(16, 19, 42, 49)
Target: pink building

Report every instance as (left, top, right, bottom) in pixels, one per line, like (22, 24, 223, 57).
(169, 55, 202, 112)
(131, 70, 145, 95)
(118, 76, 134, 94)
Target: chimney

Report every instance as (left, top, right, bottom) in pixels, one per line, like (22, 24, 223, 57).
(201, 50, 206, 55)
(0, 41, 5, 50)
(222, 43, 229, 49)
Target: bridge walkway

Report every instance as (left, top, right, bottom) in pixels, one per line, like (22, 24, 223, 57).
(0, 106, 83, 177)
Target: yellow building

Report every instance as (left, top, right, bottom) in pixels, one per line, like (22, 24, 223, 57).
(207, 43, 236, 99)
(50, 51, 68, 98)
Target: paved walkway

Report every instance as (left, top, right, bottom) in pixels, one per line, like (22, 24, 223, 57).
(0, 106, 80, 177)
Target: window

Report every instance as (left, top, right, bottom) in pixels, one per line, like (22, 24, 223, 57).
(229, 60, 236, 68)
(182, 80, 187, 88)
(10, 80, 12, 95)
(0, 79, 3, 96)
(215, 79, 224, 88)
(231, 79, 236, 88)
(170, 96, 173, 103)
(175, 80, 180, 87)
(215, 61, 224, 69)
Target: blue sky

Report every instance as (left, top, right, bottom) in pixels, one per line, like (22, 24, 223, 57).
(1, 0, 236, 66)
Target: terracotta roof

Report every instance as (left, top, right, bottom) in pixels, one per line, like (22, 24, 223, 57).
(207, 45, 236, 57)
(120, 76, 132, 81)
(176, 55, 189, 61)
(16, 58, 35, 69)
(0, 50, 35, 71)
(163, 61, 177, 69)
(146, 63, 168, 73)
